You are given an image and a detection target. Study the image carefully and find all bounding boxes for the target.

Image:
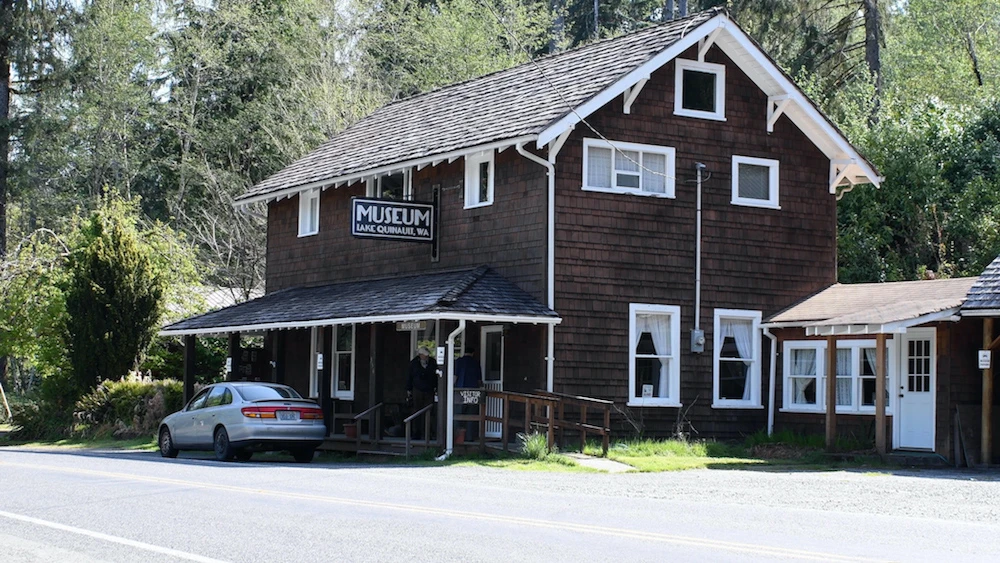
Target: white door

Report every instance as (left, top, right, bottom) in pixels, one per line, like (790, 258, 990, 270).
(897, 329, 936, 450)
(481, 326, 504, 438)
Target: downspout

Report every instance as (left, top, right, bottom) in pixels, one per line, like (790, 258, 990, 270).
(440, 319, 466, 459)
(694, 163, 705, 335)
(763, 326, 777, 436)
(516, 142, 556, 392)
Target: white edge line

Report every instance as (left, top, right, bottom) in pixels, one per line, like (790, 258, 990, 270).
(0, 510, 228, 563)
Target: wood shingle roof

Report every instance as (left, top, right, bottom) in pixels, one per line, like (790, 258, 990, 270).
(963, 254, 1000, 313)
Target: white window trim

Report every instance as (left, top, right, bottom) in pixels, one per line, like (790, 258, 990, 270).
(366, 169, 413, 200)
(582, 138, 676, 198)
(627, 303, 682, 407)
(464, 150, 495, 209)
(781, 339, 896, 415)
(297, 188, 320, 237)
(712, 309, 762, 408)
(732, 155, 780, 209)
(332, 323, 356, 401)
(674, 58, 726, 121)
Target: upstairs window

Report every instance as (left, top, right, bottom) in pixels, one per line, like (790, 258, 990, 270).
(367, 170, 413, 200)
(674, 59, 726, 121)
(465, 150, 494, 208)
(583, 139, 675, 198)
(732, 155, 779, 209)
(298, 188, 320, 237)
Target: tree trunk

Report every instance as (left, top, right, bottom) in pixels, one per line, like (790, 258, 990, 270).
(0, 0, 13, 391)
(863, 0, 883, 121)
(964, 32, 985, 87)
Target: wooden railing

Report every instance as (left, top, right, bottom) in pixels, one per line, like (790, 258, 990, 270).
(403, 403, 434, 460)
(483, 390, 613, 456)
(353, 402, 383, 451)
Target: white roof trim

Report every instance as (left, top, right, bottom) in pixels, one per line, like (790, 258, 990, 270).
(160, 311, 562, 337)
(961, 309, 1000, 317)
(536, 14, 727, 148)
(235, 135, 537, 207)
(803, 307, 962, 336)
(535, 13, 881, 189)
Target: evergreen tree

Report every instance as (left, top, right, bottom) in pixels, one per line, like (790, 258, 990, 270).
(63, 191, 166, 394)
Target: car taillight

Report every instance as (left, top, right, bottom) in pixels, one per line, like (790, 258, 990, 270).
(241, 406, 324, 420)
(300, 408, 324, 420)
(242, 407, 277, 418)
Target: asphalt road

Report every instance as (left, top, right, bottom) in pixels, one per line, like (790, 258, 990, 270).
(1, 448, 999, 562)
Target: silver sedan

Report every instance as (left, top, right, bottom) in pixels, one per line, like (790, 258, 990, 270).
(158, 382, 326, 463)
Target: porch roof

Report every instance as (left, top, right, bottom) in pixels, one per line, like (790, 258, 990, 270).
(962, 253, 1000, 316)
(763, 277, 977, 336)
(159, 266, 560, 336)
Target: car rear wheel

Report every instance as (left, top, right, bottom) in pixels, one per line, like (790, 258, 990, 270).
(235, 450, 253, 462)
(158, 427, 178, 458)
(292, 448, 315, 463)
(213, 427, 234, 461)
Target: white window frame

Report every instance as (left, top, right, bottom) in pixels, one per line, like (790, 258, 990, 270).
(297, 188, 320, 237)
(731, 155, 780, 209)
(332, 324, 356, 401)
(781, 339, 896, 415)
(674, 58, 726, 121)
(366, 169, 413, 200)
(627, 303, 682, 407)
(582, 138, 676, 198)
(464, 150, 495, 208)
(712, 309, 762, 408)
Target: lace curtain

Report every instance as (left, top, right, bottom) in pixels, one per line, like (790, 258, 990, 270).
(636, 314, 671, 398)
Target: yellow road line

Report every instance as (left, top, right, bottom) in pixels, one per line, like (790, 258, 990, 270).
(0, 459, 891, 562)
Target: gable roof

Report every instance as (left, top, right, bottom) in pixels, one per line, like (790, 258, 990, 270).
(235, 8, 880, 206)
(962, 254, 1000, 314)
(765, 278, 977, 335)
(160, 266, 559, 336)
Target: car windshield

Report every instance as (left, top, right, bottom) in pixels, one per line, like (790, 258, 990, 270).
(235, 384, 302, 402)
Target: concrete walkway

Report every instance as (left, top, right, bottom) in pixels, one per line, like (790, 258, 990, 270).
(564, 452, 633, 473)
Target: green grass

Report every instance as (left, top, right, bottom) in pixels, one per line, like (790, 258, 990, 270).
(1, 434, 158, 451)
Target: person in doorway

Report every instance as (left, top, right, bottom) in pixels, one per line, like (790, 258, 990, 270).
(406, 346, 438, 438)
(454, 346, 483, 442)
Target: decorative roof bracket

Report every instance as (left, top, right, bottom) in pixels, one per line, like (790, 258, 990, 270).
(622, 78, 649, 115)
(698, 28, 722, 61)
(766, 94, 791, 133)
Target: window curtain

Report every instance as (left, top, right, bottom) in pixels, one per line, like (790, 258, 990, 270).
(636, 314, 671, 398)
(836, 348, 852, 406)
(721, 318, 753, 401)
(791, 349, 816, 404)
(588, 147, 612, 188)
(863, 347, 884, 406)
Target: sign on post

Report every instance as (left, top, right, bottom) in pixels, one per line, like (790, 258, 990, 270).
(352, 198, 435, 243)
(979, 350, 992, 370)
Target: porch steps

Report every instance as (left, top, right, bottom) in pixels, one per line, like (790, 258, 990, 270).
(886, 451, 951, 468)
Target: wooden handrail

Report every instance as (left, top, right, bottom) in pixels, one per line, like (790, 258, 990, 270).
(353, 402, 384, 421)
(486, 389, 613, 456)
(533, 389, 615, 406)
(404, 403, 434, 460)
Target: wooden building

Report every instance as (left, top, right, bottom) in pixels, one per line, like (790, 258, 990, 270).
(161, 8, 891, 453)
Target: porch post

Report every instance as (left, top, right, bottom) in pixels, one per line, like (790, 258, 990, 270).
(272, 330, 286, 384)
(321, 326, 334, 436)
(875, 333, 887, 456)
(983, 318, 994, 466)
(183, 335, 196, 404)
(825, 335, 837, 451)
(227, 332, 241, 381)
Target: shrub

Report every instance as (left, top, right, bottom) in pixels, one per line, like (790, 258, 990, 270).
(74, 377, 184, 439)
(8, 397, 74, 441)
(518, 431, 554, 460)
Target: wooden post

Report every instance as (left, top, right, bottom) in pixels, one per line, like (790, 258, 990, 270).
(321, 326, 334, 437)
(227, 332, 240, 381)
(875, 333, 887, 456)
(983, 318, 994, 466)
(825, 335, 838, 451)
(272, 330, 286, 384)
(183, 335, 196, 404)
(368, 324, 378, 410)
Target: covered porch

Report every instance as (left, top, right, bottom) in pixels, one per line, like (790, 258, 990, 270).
(160, 266, 562, 455)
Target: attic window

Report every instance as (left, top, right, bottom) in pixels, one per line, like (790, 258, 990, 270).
(465, 150, 494, 208)
(367, 170, 413, 200)
(674, 59, 726, 121)
(298, 188, 320, 237)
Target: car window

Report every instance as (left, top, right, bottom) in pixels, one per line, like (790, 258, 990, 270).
(235, 384, 302, 402)
(186, 388, 211, 411)
(204, 386, 227, 408)
(221, 388, 233, 406)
